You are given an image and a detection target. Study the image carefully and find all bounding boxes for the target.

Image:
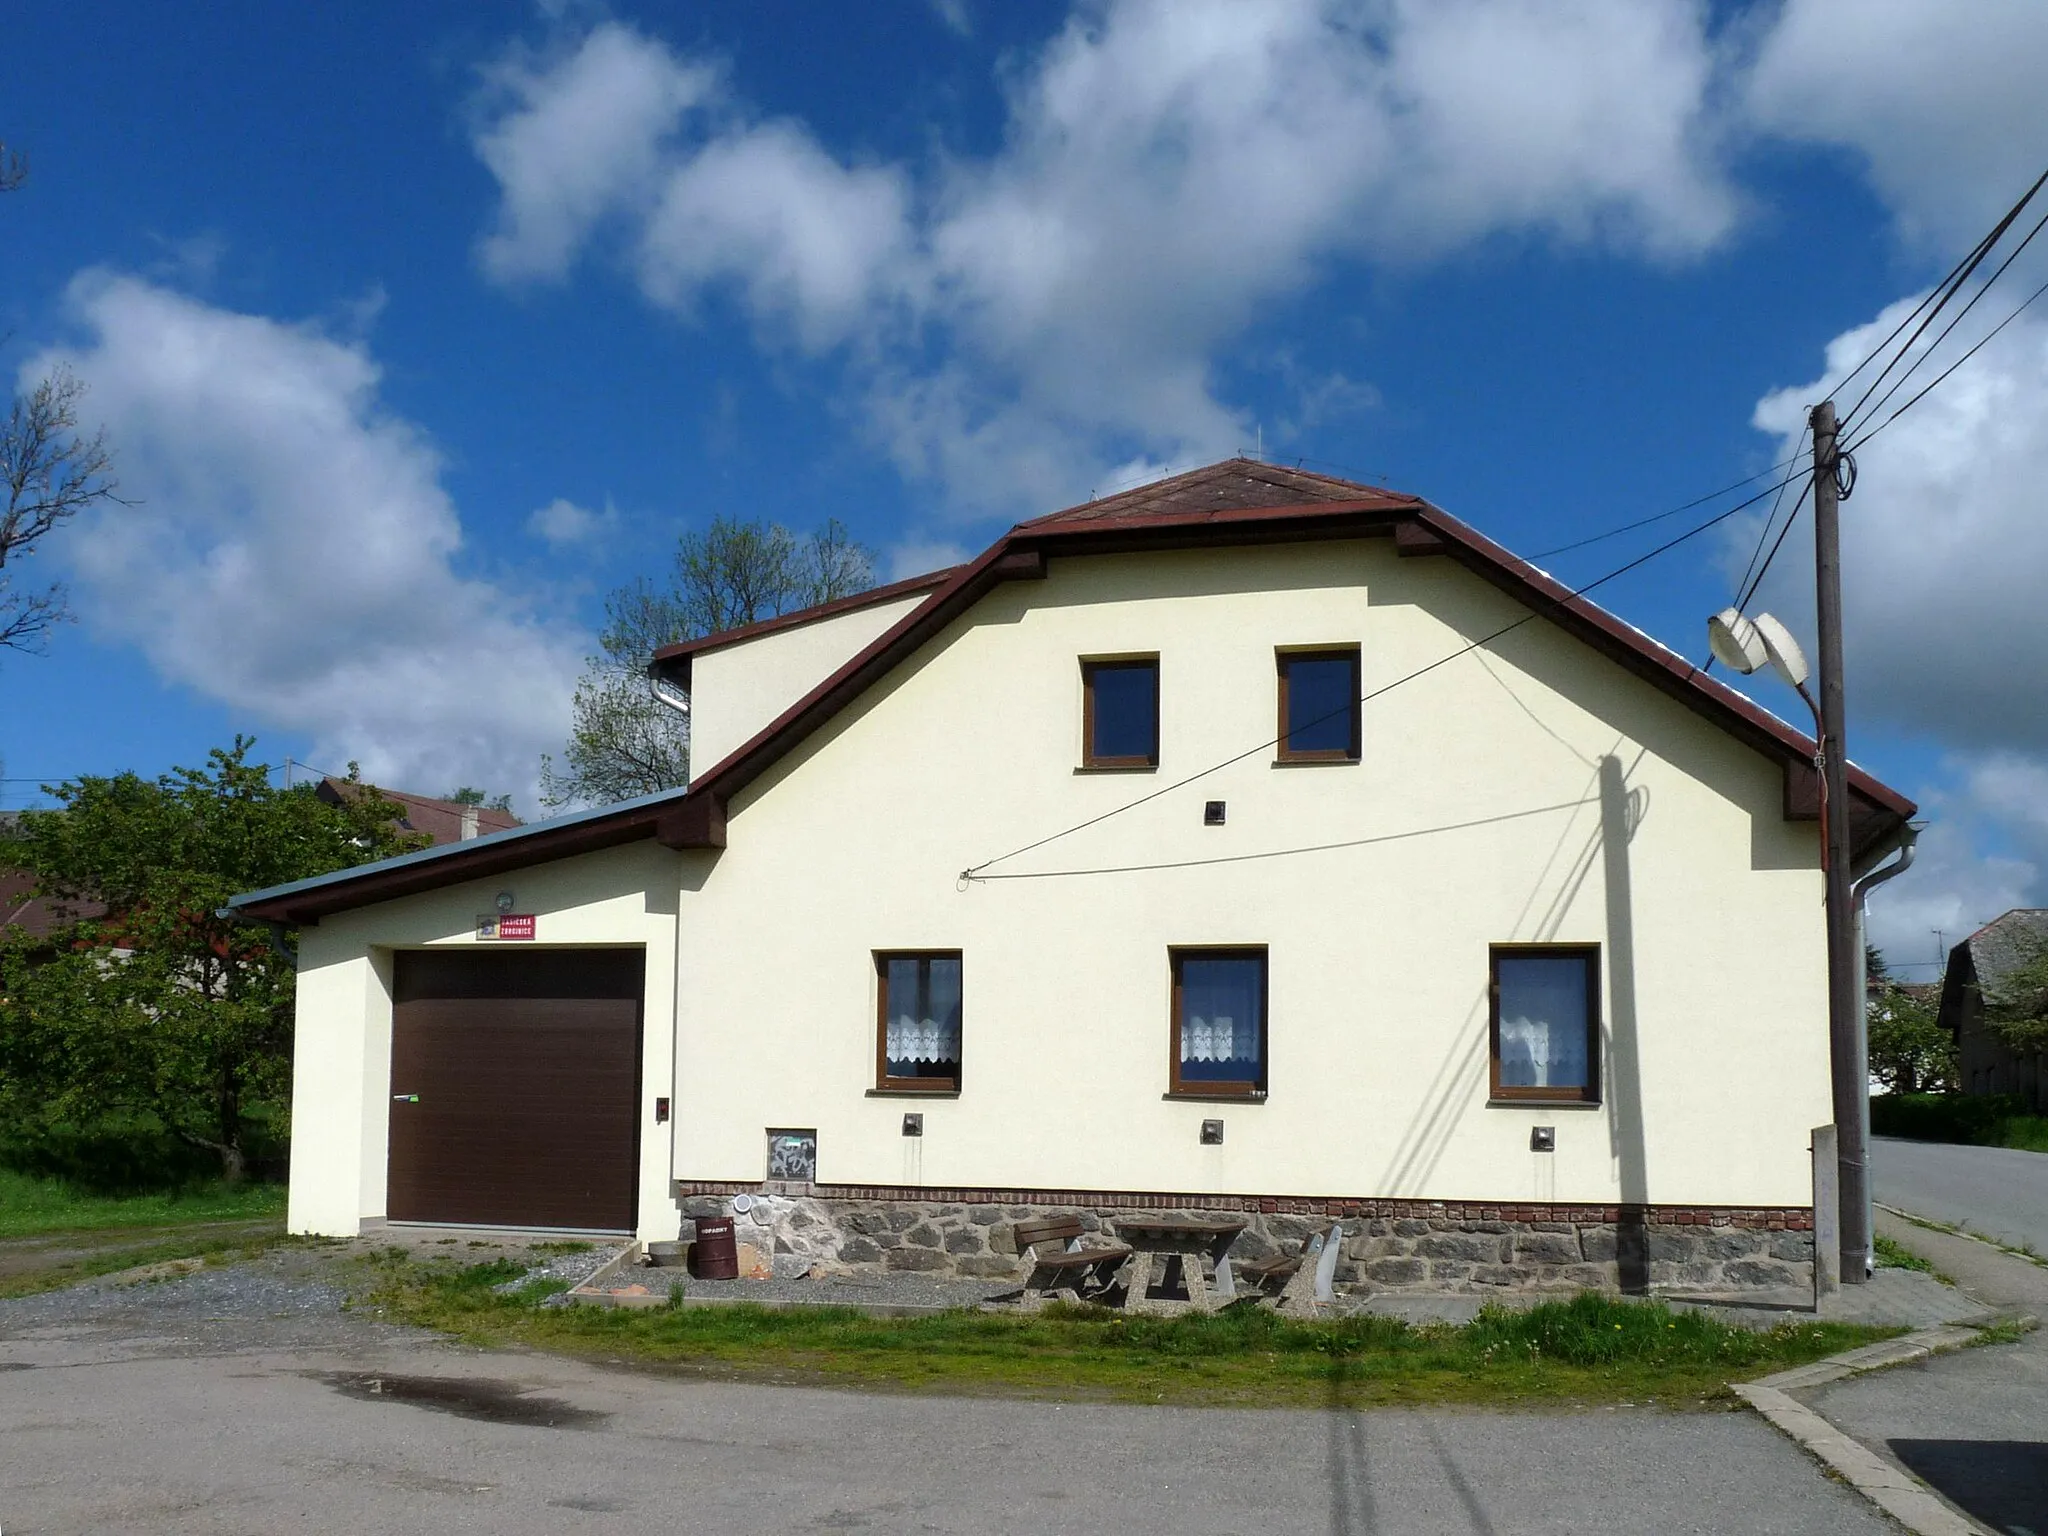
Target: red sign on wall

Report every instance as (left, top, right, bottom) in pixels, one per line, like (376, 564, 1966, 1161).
(475, 913, 537, 940)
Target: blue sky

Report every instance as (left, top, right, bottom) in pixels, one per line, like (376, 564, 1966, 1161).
(4, 1, 2047, 967)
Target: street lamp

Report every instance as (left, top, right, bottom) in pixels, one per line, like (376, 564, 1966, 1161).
(1708, 607, 1814, 718)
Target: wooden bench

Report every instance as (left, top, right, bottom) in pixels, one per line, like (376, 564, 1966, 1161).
(1238, 1224, 1345, 1314)
(1012, 1215, 1132, 1304)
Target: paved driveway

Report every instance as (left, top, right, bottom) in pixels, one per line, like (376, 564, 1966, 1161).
(0, 1260, 1894, 1536)
(1808, 1211, 2048, 1536)
(1872, 1135, 2048, 1253)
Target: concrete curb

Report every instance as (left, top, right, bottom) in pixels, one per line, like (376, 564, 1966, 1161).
(564, 1242, 643, 1305)
(1734, 1323, 2015, 1536)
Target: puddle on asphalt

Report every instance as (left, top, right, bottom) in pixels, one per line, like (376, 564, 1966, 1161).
(314, 1372, 606, 1430)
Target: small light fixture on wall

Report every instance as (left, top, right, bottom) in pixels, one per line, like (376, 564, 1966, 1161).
(495, 890, 516, 914)
(1204, 801, 1226, 826)
(1530, 1126, 1555, 1153)
(1200, 1118, 1224, 1145)
(902, 1113, 923, 1138)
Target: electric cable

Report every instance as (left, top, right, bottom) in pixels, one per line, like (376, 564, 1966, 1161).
(1843, 199, 2048, 438)
(1843, 271, 2048, 457)
(1838, 165, 2048, 429)
(1732, 477, 1814, 618)
(961, 478, 1794, 882)
(1527, 453, 1805, 560)
(1725, 423, 1809, 613)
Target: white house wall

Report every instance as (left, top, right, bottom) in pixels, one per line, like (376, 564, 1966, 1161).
(673, 540, 1826, 1209)
(688, 592, 931, 773)
(287, 843, 683, 1238)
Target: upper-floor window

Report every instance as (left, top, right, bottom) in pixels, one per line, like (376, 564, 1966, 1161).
(877, 952, 962, 1092)
(1170, 947, 1267, 1097)
(1276, 646, 1361, 762)
(1489, 944, 1600, 1104)
(1081, 656, 1159, 769)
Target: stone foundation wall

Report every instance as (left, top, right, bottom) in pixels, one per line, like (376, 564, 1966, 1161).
(676, 1183, 1814, 1296)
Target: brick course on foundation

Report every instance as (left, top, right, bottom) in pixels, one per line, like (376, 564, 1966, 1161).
(674, 1181, 1815, 1295)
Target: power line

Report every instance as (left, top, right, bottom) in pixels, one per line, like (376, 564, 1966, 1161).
(1527, 453, 1805, 561)
(1843, 199, 2048, 439)
(1844, 270, 2048, 456)
(963, 479, 1792, 881)
(1837, 165, 2048, 429)
(1725, 424, 1808, 611)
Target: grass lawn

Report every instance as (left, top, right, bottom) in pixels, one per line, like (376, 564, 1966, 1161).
(362, 1253, 1900, 1410)
(0, 1167, 285, 1240)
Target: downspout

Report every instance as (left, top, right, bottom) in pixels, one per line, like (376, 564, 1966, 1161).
(1847, 821, 1921, 1276)
(216, 906, 297, 964)
(649, 675, 689, 1234)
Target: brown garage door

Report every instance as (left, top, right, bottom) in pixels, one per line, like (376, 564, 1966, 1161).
(388, 949, 643, 1231)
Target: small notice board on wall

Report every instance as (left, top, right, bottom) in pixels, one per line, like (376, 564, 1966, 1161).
(475, 913, 537, 940)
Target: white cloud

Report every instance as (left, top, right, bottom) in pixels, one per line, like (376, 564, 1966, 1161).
(1742, 281, 2048, 959)
(1745, 0, 2048, 249)
(635, 122, 913, 349)
(1862, 808, 2035, 972)
(470, 1, 1739, 515)
(473, 22, 715, 284)
(25, 273, 585, 808)
(1749, 295, 2048, 755)
(526, 495, 615, 545)
(885, 538, 971, 583)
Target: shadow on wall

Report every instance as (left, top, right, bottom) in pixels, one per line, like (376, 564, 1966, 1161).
(1375, 754, 1627, 1199)
(1601, 752, 1650, 1293)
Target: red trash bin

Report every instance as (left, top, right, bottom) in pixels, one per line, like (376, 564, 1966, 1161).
(690, 1216, 739, 1279)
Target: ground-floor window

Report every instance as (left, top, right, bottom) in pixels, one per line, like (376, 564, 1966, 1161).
(876, 951, 963, 1091)
(1490, 944, 1600, 1104)
(1170, 947, 1267, 1097)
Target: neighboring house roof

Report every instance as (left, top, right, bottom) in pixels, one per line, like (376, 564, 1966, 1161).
(315, 778, 521, 847)
(1951, 909, 2048, 1007)
(0, 866, 109, 942)
(233, 459, 1917, 924)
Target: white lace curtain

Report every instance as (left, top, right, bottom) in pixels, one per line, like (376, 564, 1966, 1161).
(885, 956, 962, 1065)
(1496, 956, 1591, 1088)
(1179, 959, 1261, 1064)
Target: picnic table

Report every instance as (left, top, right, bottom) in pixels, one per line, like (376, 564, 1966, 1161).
(1111, 1215, 1249, 1314)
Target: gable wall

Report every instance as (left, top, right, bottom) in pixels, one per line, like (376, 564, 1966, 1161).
(672, 539, 1828, 1209)
(688, 593, 933, 773)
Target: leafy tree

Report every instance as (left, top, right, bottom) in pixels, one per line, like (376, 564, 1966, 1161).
(1865, 946, 1956, 1095)
(0, 740, 419, 1180)
(1983, 933, 2048, 1058)
(542, 517, 876, 807)
(447, 786, 514, 813)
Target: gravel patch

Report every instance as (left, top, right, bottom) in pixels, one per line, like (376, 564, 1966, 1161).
(0, 1241, 431, 1358)
(609, 1266, 1021, 1312)
(495, 1242, 629, 1295)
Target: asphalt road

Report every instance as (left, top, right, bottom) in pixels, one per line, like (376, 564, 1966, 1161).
(1872, 1134, 2048, 1254)
(1810, 1210, 2048, 1536)
(0, 1309, 1894, 1535)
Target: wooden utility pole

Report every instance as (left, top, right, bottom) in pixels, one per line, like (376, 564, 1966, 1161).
(1811, 399, 1866, 1284)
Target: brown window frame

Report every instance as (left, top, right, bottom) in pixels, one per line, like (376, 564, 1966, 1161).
(1080, 655, 1160, 769)
(875, 950, 964, 1094)
(1275, 646, 1362, 763)
(1488, 943, 1601, 1105)
(1168, 946, 1269, 1099)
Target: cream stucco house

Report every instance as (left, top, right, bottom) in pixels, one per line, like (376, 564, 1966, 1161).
(230, 461, 1916, 1297)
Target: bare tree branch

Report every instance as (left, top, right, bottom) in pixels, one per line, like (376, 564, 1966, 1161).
(0, 366, 125, 654)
